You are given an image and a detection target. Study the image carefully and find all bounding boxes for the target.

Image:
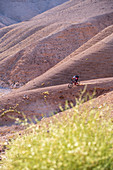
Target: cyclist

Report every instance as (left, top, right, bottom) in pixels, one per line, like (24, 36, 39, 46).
(71, 75, 79, 85)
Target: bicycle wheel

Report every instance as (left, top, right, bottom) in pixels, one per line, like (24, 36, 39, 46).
(68, 83, 73, 88)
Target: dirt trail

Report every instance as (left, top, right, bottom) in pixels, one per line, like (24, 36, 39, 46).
(0, 77, 113, 126)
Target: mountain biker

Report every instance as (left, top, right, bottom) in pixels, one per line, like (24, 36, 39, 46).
(71, 75, 79, 85)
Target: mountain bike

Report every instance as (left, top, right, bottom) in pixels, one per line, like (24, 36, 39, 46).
(68, 81, 80, 88)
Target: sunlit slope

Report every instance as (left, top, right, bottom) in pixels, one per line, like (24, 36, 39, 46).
(81, 90, 113, 117)
(18, 26, 113, 91)
(55, 24, 113, 67)
(32, 0, 113, 24)
(0, 0, 113, 85)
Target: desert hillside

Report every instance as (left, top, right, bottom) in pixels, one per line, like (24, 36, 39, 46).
(0, 0, 113, 142)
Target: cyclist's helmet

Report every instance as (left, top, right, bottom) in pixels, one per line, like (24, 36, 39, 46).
(76, 75, 79, 79)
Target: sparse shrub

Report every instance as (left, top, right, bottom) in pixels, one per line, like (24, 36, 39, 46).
(1, 97, 113, 170)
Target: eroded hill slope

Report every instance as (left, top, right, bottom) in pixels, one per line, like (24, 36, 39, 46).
(17, 25, 113, 92)
(0, 0, 113, 86)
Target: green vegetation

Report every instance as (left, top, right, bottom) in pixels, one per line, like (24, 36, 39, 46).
(1, 99, 113, 170)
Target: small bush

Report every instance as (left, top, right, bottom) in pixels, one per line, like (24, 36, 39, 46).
(1, 103, 113, 170)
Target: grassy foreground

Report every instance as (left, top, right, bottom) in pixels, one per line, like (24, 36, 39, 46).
(1, 102, 113, 170)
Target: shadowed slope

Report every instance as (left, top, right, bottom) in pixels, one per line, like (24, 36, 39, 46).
(0, 0, 68, 23)
(0, 14, 16, 27)
(0, 22, 5, 28)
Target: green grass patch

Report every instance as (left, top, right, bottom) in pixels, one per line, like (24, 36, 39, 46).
(1, 102, 113, 170)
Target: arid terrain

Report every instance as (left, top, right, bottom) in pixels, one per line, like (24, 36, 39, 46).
(0, 0, 113, 154)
